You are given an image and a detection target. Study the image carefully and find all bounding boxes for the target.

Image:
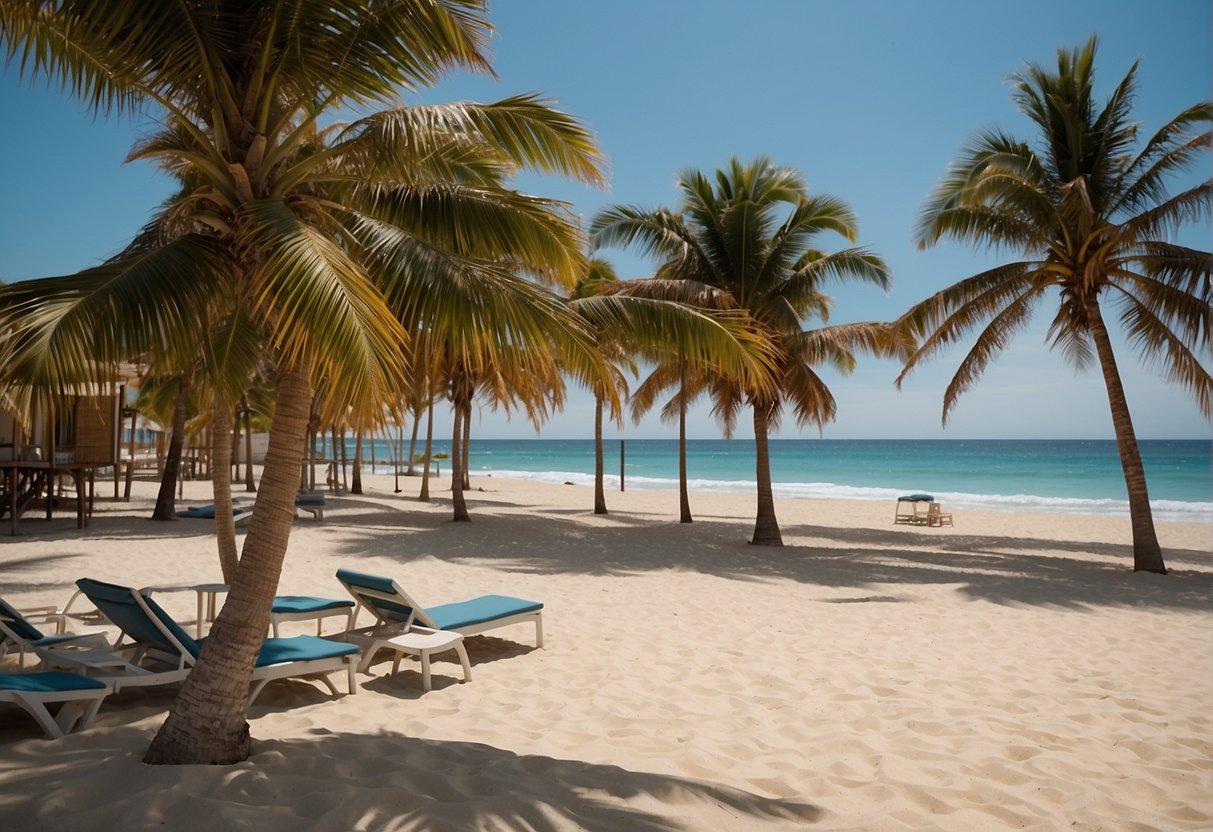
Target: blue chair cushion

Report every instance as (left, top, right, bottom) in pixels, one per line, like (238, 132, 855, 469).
(335, 569, 418, 622)
(0, 671, 108, 692)
(295, 495, 326, 506)
(0, 597, 44, 641)
(271, 596, 354, 614)
(77, 578, 201, 659)
(898, 493, 934, 502)
(177, 505, 250, 519)
(426, 595, 543, 631)
(252, 635, 357, 667)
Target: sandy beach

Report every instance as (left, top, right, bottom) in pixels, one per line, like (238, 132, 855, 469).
(1, 471, 1210, 831)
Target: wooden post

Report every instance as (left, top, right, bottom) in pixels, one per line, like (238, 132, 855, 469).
(619, 440, 625, 492)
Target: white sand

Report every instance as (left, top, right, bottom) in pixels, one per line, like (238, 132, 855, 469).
(1, 470, 1210, 831)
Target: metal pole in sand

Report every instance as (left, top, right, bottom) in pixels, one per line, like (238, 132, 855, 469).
(619, 440, 625, 492)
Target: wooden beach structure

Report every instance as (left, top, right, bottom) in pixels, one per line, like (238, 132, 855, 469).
(0, 364, 149, 534)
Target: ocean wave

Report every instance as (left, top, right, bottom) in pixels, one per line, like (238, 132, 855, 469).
(476, 468, 1213, 522)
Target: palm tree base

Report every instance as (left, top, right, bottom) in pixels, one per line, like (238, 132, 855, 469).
(748, 533, 784, 546)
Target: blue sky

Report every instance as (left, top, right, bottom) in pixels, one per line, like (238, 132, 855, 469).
(1, 0, 1209, 440)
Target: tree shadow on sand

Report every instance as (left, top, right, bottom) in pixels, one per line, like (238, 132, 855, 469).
(0, 727, 820, 831)
(328, 509, 1213, 613)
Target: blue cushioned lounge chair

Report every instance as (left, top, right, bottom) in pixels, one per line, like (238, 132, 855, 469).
(270, 595, 355, 637)
(0, 671, 111, 738)
(176, 504, 253, 522)
(335, 568, 543, 673)
(0, 596, 113, 669)
(36, 579, 358, 708)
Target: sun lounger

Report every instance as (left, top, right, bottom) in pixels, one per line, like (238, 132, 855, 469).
(0, 596, 114, 669)
(36, 579, 358, 708)
(334, 568, 543, 673)
(270, 596, 356, 637)
(294, 494, 326, 520)
(0, 671, 111, 738)
(176, 504, 253, 522)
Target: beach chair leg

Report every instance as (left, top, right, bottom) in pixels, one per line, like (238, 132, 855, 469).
(535, 614, 544, 648)
(246, 679, 270, 709)
(315, 673, 340, 697)
(420, 650, 432, 692)
(455, 641, 472, 684)
(12, 693, 67, 738)
(345, 659, 357, 694)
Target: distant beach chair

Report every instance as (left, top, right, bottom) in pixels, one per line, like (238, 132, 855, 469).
(334, 568, 543, 673)
(0, 596, 114, 669)
(36, 578, 359, 708)
(894, 494, 933, 526)
(176, 503, 253, 523)
(0, 671, 111, 738)
(926, 502, 954, 527)
(270, 595, 355, 637)
(295, 493, 326, 520)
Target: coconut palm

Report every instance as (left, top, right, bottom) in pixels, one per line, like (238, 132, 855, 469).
(567, 258, 629, 514)
(897, 37, 1212, 574)
(593, 157, 897, 545)
(609, 278, 739, 523)
(0, 0, 607, 764)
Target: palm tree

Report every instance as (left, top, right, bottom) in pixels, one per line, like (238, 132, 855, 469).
(609, 278, 739, 523)
(897, 37, 1211, 574)
(568, 258, 629, 514)
(0, 0, 606, 764)
(593, 157, 897, 545)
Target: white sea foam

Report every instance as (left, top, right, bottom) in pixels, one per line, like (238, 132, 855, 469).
(477, 468, 1213, 522)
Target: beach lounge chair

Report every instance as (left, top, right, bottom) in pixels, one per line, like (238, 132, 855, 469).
(334, 568, 543, 673)
(294, 494, 326, 520)
(37, 579, 358, 708)
(0, 596, 113, 669)
(0, 671, 111, 738)
(176, 504, 253, 522)
(927, 502, 954, 527)
(270, 595, 356, 637)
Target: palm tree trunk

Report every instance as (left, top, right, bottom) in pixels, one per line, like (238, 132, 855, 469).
(212, 397, 239, 582)
(750, 403, 783, 546)
(152, 373, 191, 521)
(461, 401, 471, 491)
(145, 360, 313, 765)
(1086, 296, 1166, 573)
(406, 407, 421, 476)
(243, 406, 255, 492)
(419, 400, 434, 501)
(351, 431, 363, 495)
(593, 392, 607, 514)
(231, 410, 241, 484)
(451, 395, 469, 521)
(678, 364, 692, 524)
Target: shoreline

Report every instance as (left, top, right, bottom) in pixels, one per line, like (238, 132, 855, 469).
(2, 472, 1210, 830)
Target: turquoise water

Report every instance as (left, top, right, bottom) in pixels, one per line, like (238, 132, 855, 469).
(344, 437, 1212, 522)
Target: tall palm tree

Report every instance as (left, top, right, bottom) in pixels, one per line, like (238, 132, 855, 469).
(610, 278, 739, 523)
(0, 0, 606, 764)
(594, 157, 897, 545)
(568, 258, 629, 514)
(897, 37, 1211, 574)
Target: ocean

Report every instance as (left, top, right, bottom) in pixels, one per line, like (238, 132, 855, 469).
(343, 437, 1212, 523)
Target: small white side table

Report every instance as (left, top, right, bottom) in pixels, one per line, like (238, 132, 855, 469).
(385, 629, 472, 691)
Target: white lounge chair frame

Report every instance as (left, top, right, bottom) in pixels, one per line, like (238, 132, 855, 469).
(39, 584, 357, 709)
(0, 677, 111, 738)
(336, 574, 542, 675)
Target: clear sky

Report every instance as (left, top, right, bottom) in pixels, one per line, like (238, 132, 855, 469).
(1, 0, 1210, 441)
